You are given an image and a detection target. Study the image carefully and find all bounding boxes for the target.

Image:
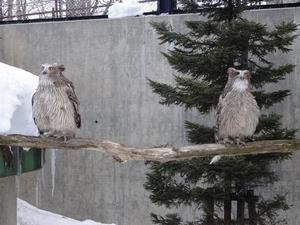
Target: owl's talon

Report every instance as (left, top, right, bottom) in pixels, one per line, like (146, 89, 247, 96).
(235, 138, 246, 146)
(219, 138, 234, 145)
(246, 137, 255, 142)
(43, 131, 56, 137)
(63, 136, 69, 143)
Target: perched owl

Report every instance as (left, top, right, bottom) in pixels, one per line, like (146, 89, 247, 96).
(32, 63, 81, 141)
(214, 67, 260, 145)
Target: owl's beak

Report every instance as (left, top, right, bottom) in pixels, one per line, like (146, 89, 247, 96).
(238, 71, 246, 80)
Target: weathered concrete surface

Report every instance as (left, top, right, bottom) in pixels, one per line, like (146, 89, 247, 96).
(0, 177, 16, 225)
(0, 14, 202, 225)
(0, 7, 300, 225)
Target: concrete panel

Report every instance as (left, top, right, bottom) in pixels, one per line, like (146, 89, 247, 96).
(0, 176, 16, 225)
(0, 8, 300, 225)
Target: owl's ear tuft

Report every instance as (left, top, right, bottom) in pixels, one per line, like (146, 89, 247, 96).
(227, 67, 236, 76)
(58, 64, 65, 72)
(244, 70, 251, 80)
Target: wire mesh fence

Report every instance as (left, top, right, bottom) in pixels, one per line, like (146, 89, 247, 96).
(0, 0, 157, 21)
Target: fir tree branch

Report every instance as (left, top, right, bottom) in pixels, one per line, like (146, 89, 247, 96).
(147, 77, 221, 113)
(253, 90, 290, 109)
(185, 121, 214, 144)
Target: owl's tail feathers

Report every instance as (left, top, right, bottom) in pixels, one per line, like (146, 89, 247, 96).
(210, 155, 222, 164)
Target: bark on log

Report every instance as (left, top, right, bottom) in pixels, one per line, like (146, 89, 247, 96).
(0, 135, 298, 162)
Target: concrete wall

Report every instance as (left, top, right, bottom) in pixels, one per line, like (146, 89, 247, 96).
(0, 7, 300, 225)
(0, 177, 16, 225)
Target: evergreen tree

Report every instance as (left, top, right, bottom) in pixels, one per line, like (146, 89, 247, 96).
(144, 1, 298, 224)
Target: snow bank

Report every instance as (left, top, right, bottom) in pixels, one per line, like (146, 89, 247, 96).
(108, 0, 143, 19)
(0, 62, 39, 136)
(18, 199, 116, 225)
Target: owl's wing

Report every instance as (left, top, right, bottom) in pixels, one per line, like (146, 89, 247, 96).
(214, 95, 223, 143)
(214, 78, 235, 143)
(31, 92, 42, 134)
(31, 92, 37, 125)
(66, 88, 81, 128)
(54, 76, 81, 129)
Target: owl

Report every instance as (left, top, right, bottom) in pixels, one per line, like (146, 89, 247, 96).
(32, 63, 81, 141)
(214, 67, 260, 145)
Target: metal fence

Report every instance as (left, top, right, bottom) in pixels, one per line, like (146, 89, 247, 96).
(0, 0, 299, 22)
(0, 0, 158, 21)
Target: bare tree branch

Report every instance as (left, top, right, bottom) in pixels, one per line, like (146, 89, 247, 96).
(101, 0, 114, 15)
(0, 135, 298, 163)
(90, 0, 99, 15)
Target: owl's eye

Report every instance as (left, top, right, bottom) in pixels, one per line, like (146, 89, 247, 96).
(49, 67, 54, 71)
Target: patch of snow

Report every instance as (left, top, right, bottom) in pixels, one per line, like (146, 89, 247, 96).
(17, 198, 116, 225)
(140, 1, 157, 13)
(210, 155, 222, 164)
(108, 0, 144, 19)
(0, 62, 39, 136)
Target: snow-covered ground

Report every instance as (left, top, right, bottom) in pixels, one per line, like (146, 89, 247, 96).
(0, 62, 38, 136)
(108, 0, 144, 18)
(18, 198, 116, 225)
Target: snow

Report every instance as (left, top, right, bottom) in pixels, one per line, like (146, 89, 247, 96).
(18, 198, 116, 225)
(141, 2, 157, 13)
(108, 0, 144, 19)
(210, 155, 222, 164)
(0, 62, 39, 136)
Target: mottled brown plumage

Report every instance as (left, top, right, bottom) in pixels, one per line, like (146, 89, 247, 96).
(214, 67, 260, 145)
(32, 63, 81, 141)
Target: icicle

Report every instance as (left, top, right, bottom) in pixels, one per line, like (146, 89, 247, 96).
(35, 175, 39, 207)
(51, 149, 56, 198)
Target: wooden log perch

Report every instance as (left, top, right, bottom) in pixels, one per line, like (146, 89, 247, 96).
(0, 135, 299, 162)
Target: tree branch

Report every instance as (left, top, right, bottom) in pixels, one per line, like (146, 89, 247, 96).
(0, 135, 298, 162)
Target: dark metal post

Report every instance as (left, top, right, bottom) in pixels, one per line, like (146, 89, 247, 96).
(237, 199, 245, 224)
(54, 0, 58, 18)
(236, 185, 246, 224)
(247, 190, 258, 225)
(224, 175, 232, 225)
(157, 0, 177, 14)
